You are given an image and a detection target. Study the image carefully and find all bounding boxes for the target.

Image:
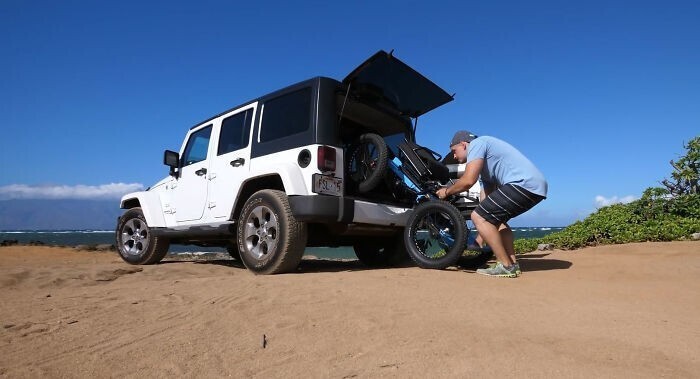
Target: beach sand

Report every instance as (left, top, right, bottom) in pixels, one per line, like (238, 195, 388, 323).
(1, 242, 699, 378)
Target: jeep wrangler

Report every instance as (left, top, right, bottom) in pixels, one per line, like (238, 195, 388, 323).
(116, 50, 455, 274)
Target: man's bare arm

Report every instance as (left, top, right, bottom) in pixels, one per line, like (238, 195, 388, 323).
(445, 158, 483, 196)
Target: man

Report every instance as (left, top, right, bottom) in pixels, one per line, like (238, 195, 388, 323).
(436, 131, 547, 278)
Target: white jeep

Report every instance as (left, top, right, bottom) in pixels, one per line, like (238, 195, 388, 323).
(116, 50, 460, 274)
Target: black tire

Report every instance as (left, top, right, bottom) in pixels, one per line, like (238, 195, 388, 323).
(458, 249, 494, 269)
(346, 133, 389, 193)
(237, 190, 307, 274)
(115, 207, 170, 265)
(458, 222, 495, 268)
(404, 201, 467, 269)
(353, 233, 409, 267)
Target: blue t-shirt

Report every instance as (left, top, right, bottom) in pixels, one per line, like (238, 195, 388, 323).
(466, 136, 548, 197)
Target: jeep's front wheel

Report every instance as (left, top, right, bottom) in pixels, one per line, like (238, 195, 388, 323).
(226, 244, 241, 261)
(115, 208, 170, 265)
(237, 190, 307, 274)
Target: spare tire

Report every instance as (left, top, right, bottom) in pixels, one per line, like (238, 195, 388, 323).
(346, 133, 388, 193)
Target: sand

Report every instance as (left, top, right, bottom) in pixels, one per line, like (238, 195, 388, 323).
(1, 241, 699, 378)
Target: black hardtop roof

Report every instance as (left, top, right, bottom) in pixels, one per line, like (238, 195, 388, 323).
(190, 76, 337, 130)
(188, 50, 453, 130)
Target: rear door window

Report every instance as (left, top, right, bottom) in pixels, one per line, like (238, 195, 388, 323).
(218, 109, 253, 155)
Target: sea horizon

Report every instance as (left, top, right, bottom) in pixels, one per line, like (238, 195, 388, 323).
(0, 226, 567, 233)
(1, 227, 566, 260)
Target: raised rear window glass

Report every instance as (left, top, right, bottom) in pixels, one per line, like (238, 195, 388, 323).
(384, 132, 411, 155)
(182, 126, 212, 166)
(260, 87, 311, 142)
(218, 109, 252, 155)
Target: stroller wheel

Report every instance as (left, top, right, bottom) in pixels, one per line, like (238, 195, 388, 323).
(404, 201, 467, 269)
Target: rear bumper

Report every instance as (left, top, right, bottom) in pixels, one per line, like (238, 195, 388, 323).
(288, 195, 412, 226)
(288, 195, 354, 223)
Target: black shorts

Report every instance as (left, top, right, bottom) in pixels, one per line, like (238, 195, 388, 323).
(474, 184, 545, 225)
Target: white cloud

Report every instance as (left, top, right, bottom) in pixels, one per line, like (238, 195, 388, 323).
(594, 195, 637, 208)
(0, 183, 144, 200)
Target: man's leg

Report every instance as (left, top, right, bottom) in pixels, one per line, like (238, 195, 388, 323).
(499, 223, 517, 264)
(475, 184, 544, 263)
(471, 211, 513, 267)
(475, 233, 483, 247)
(470, 184, 544, 276)
(475, 186, 493, 249)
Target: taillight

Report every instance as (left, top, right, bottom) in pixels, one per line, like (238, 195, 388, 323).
(317, 146, 336, 172)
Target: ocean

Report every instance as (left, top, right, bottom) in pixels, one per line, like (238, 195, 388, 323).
(0, 227, 564, 259)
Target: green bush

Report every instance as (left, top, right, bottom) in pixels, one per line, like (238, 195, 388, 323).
(513, 136, 700, 253)
(662, 136, 699, 195)
(513, 192, 700, 253)
(513, 238, 541, 253)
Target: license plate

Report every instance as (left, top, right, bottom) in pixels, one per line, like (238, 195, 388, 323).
(313, 174, 342, 196)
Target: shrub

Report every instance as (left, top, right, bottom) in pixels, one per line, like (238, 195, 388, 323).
(514, 136, 700, 253)
(513, 238, 541, 253)
(513, 191, 700, 253)
(662, 136, 699, 195)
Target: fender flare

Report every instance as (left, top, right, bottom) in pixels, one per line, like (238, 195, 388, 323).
(272, 163, 309, 195)
(229, 163, 308, 221)
(119, 191, 167, 227)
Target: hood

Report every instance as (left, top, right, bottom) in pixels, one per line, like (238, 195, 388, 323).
(342, 50, 454, 118)
(146, 177, 172, 192)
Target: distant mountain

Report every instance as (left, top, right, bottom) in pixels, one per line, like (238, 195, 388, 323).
(0, 199, 123, 230)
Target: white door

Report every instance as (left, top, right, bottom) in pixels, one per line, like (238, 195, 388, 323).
(172, 125, 212, 222)
(208, 105, 256, 219)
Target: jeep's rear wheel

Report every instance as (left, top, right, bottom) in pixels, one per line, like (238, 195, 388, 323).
(353, 234, 409, 267)
(458, 249, 494, 269)
(116, 208, 170, 265)
(237, 190, 307, 274)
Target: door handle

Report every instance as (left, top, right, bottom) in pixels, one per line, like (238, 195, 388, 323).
(195, 168, 208, 176)
(230, 158, 245, 167)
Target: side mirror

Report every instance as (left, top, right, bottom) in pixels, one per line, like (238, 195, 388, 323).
(163, 150, 180, 177)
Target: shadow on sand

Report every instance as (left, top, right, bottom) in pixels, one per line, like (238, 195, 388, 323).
(162, 257, 375, 273)
(515, 253, 573, 272)
(159, 252, 572, 274)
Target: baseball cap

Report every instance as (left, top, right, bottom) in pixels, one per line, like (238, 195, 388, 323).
(450, 130, 478, 147)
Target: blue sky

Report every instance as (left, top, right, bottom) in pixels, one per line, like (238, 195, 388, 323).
(1, 0, 698, 226)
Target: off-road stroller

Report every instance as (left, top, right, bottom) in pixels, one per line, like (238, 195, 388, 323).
(346, 133, 493, 269)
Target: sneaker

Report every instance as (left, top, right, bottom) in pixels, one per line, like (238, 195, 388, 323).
(483, 261, 521, 274)
(476, 262, 519, 278)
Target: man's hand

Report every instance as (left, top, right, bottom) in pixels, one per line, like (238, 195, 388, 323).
(436, 158, 483, 201)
